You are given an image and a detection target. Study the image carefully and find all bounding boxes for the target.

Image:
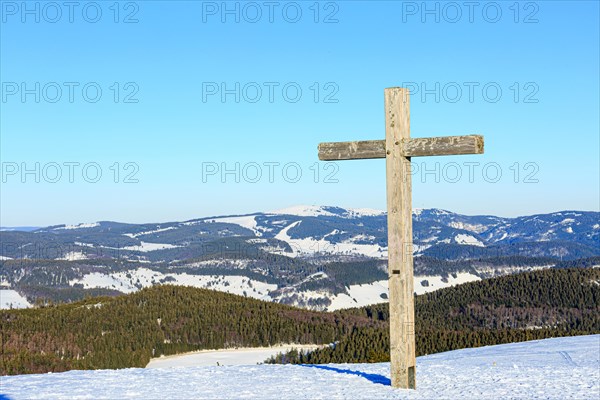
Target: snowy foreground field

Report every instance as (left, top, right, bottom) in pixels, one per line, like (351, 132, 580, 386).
(1, 335, 598, 399)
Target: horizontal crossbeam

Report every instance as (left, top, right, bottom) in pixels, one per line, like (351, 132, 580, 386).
(318, 135, 484, 161)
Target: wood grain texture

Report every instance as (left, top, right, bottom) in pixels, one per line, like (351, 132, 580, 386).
(318, 140, 385, 160)
(385, 88, 416, 389)
(404, 135, 483, 157)
(315, 87, 486, 390)
(318, 135, 483, 160)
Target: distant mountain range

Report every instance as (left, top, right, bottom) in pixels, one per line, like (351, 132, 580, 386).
(1, 206, 598, 310)
(0, 226, 39, 232)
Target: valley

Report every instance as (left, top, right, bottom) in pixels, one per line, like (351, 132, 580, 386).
(1, 206, 598, 310)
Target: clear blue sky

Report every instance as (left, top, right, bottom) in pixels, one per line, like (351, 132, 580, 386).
(1, 1, 599, 226)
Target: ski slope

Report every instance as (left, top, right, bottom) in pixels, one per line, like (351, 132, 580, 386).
(146, 345, 324, 368)
(1, 335, 598, 399)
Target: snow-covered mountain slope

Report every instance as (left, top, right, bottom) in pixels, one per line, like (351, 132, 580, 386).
(39, 268, 476, 311)
(271, 205, 386, 218)
(3, 335, 598, 399)
(69, 267, 277, 300)
(1, 206, 598, 311)
(268, 272, 480, 311)
(2, 206, 597, 262)
(0, 289, 31, 309)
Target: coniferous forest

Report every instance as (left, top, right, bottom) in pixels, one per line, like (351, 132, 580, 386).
(2, 267, 599, 375)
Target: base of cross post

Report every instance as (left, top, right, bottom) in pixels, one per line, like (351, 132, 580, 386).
(391, 366, 416, 389)
(408, 366, 416, 389)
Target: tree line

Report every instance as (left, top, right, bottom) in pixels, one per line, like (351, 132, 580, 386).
(2, 267, 598, 374)
(266, 267, 600, 364)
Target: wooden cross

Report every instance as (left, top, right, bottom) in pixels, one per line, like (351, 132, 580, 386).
(317, 87, 484, 389)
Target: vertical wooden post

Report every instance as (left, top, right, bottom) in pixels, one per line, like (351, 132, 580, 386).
(385, 87, 416, 389)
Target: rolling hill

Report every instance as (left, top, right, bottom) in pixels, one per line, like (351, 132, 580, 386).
(1, 206, 598, 310)
(2, 267, 598, 376)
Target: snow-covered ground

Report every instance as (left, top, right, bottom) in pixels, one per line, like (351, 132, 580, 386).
(69, 269, 481, 312)
(454, 233, 485, 247)
(123, 227, 176, 238)
(58, 251, 89, 261)
(70, 268, 277, 300)
(53, 222, 100, 230)
(146, 345, 325, 368)
(270, 205, 385, 218)
(0, 289, 31, 309)
(212, 215, 262, 236)
(413, 272, 481, 295)
(326, 273, 481, 310)
(274, 221, 386, 258)
(2, 335, 598, 399)
(8, 265, 481, 311)
(120, 241, 181, 252)
(328, 280, 389, 310)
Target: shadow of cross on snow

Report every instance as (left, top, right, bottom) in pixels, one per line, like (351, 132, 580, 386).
(300, 365, 391, 386)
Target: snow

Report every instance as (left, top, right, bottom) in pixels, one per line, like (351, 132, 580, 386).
(412, 244, 431, 254)
(71, 272, 133, 292)
(560, 218, 576, 225)
(146, 345, 324, 368)
(91, 242, 181, 252)
(274, 221, 308, 257)
(414, 273, 481, 295)
(474, 264, 551, 278)
(120, 242, 181, 252)
(273, 221, 385, 258)
(123, 226, 176, 238)
(270, 205, 384, 218)
(74, 242, 95, 248)
(326, 273, 481, 310)
(331, 242, 386, 258)
(271, 205, 337, 217)
(347, 234, 377, 242)
(328, 280, 389, 311)
(58, 251, 88, 261)
(70, 268, 277, 300)
(454, 234, 485, 247)
(0, 255, 13, 260)
(344, 208, 385, 217)
(448, 221, 488, 233)
(429, 208, 452, 215)
(3, 335, 598, 399)
(212, 215, 261, 236)
(0, 289, 31, 309)
(54, 222, 99, 230)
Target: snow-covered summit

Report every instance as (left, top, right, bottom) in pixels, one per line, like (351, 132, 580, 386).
(270, 205, 385, 218)
(3, 335, 598, 399)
